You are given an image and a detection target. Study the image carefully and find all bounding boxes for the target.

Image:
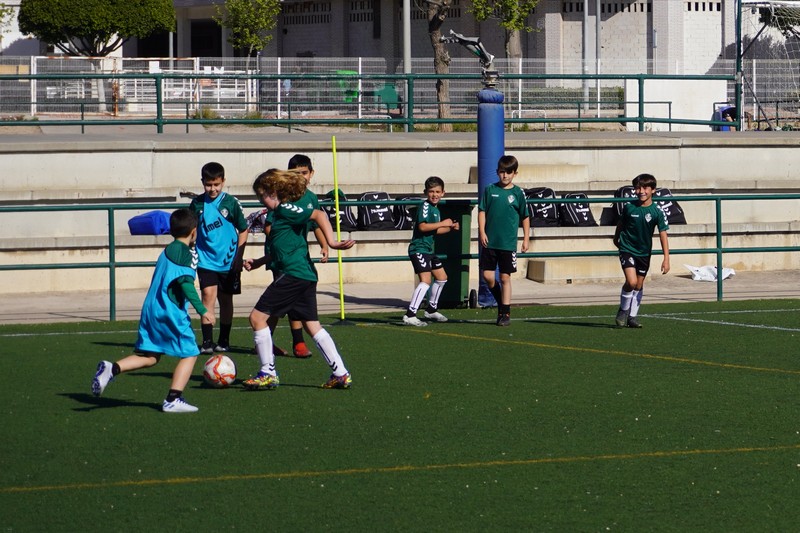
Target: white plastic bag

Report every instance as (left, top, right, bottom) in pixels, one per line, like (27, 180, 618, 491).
(683, 264, 736, 282)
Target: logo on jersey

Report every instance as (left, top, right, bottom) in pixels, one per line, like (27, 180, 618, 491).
(220, 208, 229, 218)
(281, 203, 305, 213)
(190, 247, 199, 270)
(507, 194, 516, 204)
(645, 213, 652, 223)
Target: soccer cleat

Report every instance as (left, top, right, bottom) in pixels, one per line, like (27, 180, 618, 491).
(423, 311, 448, 322)
(402, 315, 428, 327)
(214, 342, 229, 353)
(627, 316, 643, 328)
(273, 344, 289, 357)
(496, 313, 511, 327)
(162, 397, 199, 413)
(200, 340, 215, 354)
(322, 373, 352, 389)
(243, 372, 280, 391)
(615, 308, 629, 327)
(91, 360, 114, 397)
(293, 342, 312, 358)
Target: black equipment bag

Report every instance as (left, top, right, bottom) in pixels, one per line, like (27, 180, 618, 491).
(612, 185, 637, 223)
(558, 192, 598, 227)
(654, 188, 687, 225)
(393, 196, 418, 230)
(322, 189, 358, 232)
(356, 191, 396, 231)
(523, 187, 559, 227)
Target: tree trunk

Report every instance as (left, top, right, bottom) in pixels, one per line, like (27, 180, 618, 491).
(428, 3, 452, 133)
(506, 29, 522, 60)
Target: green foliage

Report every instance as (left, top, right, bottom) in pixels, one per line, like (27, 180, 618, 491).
(469, 0, 538, 32)
(18, 0, 175, 56)
(214, 0, 280, 57)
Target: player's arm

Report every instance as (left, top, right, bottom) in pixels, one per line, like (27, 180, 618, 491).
(310, 209, 355, 250)
(313, 226, 330, 263)
(478, 210, 488, 248)
(520, 214, 530, 253)
(659, 230, 670, 274)
(418, 219, 457, 234)
(177, 276, 215, 324)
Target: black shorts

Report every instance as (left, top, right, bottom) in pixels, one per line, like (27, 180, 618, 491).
(619, 252, 651, 277)
(479, 248, 517, 275)
(254, 273, 319, 322)
(198, 267, 241, 295)
(409, 252, 444, 274)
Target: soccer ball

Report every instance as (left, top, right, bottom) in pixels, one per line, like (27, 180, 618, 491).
(203, 355, 237, 388)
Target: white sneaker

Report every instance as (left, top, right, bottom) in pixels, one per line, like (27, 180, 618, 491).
(92, 360, 114, 397)
(423, 311, 448, 322)
(402, 315, 428, 327)
(162, 397, 199, 413)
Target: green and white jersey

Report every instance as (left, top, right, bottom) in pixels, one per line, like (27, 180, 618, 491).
(617, 201, 669, 257)
(190, 192, 248, 273)
(407, 200, 439, 255)
(478, 182, 528, 252)
(267, 199, 318, 282)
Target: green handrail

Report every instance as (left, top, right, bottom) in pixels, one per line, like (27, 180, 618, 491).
(1, 193, 798, 320)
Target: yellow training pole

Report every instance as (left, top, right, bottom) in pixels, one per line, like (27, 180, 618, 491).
(331, 135, 347, 321)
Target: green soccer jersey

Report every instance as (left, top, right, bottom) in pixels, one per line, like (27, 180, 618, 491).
(407, 200, 439, 255)
(617, 201, 669, 257)
(478, 182, 528, 252)
(267, 197, 318, 282)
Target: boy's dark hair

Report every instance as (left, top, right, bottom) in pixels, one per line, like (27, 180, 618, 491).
(288, 154, 313, 171)
(170, 208, 198, 238)
(633, 173, 657, 189)
(201, 161, 225, 182)
(497, 155, 519, 173)
(424, 176, 445, 191)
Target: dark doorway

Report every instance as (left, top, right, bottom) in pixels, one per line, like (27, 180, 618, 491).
(191, 19, 222, 57)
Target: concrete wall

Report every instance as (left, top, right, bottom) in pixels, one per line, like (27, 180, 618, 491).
(2, 131, 799, 295)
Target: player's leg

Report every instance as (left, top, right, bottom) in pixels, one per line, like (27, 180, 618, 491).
(198, 269, 219, 354)
(267, 315, 289, 357)
(244, 308, 279, 390)
(480, 248, 503, 307)
(616, 253, 639, 327)
(304, 320, 352, 389)
(92, 352, 160, 397)
(163, 356, 199, 413)
(215, 289, 234, 351)
(423, 258, 448, 322)
(289, 318, 312, 358)
(495, 252, 515, 326)
(404, 254, 431, 326)
(627, 272, 648, 328)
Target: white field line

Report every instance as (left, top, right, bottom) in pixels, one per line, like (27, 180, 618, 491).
(2, 308, 799, 338)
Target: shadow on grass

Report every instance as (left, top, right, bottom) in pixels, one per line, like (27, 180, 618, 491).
(59, 392, 162, 412)
(527, 318, 620, 329)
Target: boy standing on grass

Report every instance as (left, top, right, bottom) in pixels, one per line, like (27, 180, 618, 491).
(243, 169, 355, 390)
(190, 162, 249, 354)
(613, 173, 671, 328)
(92, 208, 214, 413)
(478, 155, 530, 326)
(402, 176, 459, 326)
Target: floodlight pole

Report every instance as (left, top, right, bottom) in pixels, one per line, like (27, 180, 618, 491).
(735, 0, 744, 131)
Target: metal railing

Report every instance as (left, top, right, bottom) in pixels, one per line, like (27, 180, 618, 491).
(0, 71, 738, 132)
(2, 193, 798, 320)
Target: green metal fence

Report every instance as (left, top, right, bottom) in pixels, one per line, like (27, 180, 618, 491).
(0, 71, 738, 132)
(2, 193, 798, 320)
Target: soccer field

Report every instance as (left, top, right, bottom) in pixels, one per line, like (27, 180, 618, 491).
(1, 300, 799, 531)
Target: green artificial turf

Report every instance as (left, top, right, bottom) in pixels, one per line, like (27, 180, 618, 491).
(1, 300, 799, 531)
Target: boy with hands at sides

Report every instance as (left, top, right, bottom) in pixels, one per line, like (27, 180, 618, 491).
(402, 176, 460, 326)
(478, 155, 530, 326)
(92, 208, 214, 413)
(613, 173, 670, 328)
(190, 162, 249, 354)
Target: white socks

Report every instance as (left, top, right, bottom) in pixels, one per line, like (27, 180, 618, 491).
(429, 279, 447, 310)
(408, 282, 430, 314)
(253, 327, 276, 375)
(620, 289, 634, 311)
(313, 328, 348, 377)
(630, 289, 643, 318)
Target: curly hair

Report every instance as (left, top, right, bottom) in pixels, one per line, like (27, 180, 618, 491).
(252, 168, 306, 203)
